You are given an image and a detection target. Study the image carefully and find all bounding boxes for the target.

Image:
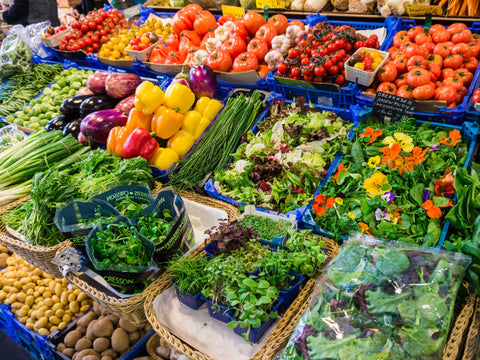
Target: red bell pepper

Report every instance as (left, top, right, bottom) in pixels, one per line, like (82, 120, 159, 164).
(122, 127, 159, 161)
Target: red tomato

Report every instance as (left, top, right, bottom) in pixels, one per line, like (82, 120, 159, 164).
(395, 73, 408, 88)
(434, 85, 457, 104)
(232, 52, 259, 72)
(377, 82, 397, 95)
(452, 43, 472, 58)
(389, 47, 405, 60)
(421, 41, 435, 53)
(443, 54, 463, 69)
(455, 68, 474, 86)
(463, 57, 479, 73)
(472, 88, 480, 105)
(407, 55, 427, 71)
(377, 63, 398, 83)
(405, 44, 421, 58)
(218, 15, 236, 25)
(408, 26, 424, 41)
(267, 15, 288, 34)
(166, 33, 180, 51)
(193, 11, 216, 36)
(431, 29, 450, 44)
(172, 12, 193, 34)
(207, 49, 232, 72)
(396, 85, 414, 99)
(407, 68, 431, 88)
(468, 43, 480, 58)
(415, 33, 432, 45)
(244, 11, 266, 35)
(164, 50, 185, 65)
(441, 68, 456, 80)
(447, 23, 468, 36)
(413, 84, 435, 100)
(428, 64, 442, 82)
(288, 20, 305, 31)
(247, 38, 269, 61)
(429, 24, 447, 36)
(230, 21, 248, 41)
(255, 23, 278, 47)
(452, 29, 472, 44)
(433, 43, 451, 58)
(393, 32, 410, 48)
(442, 76, 464, 91)
(221, 36, 246, 60)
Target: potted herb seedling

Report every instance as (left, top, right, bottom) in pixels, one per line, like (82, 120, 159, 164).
(231, 241, 272, 274)
(283, 229, 327, 277)
(203, 219, 258, 257)
(168, 254, 209, 310)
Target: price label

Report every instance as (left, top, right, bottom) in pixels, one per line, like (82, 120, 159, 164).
(406, 4, 442, 16)
(372, 92, 416, 123)
(256, 0, 285, 8)
(122, 4, 142, 19)
(221, 5, 245, 19)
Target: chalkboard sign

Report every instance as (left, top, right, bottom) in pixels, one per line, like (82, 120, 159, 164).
(372, 92, 416, 122)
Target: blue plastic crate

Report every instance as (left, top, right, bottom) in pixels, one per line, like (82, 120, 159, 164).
(171, 281, 205, 310)
(204, 97, 363, 220)
(228, 298, 282, 343)
(267, 16, 400, 108)
(203, 297, 235, 324)
(301, 107, 479, 247)
(466, 63, 480, 123)
(0, 304, 18, 343)
(356, 19, 480, 125)
(277, 272, 305, 314)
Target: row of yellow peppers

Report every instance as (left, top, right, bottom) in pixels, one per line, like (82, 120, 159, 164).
(106, 81, 223, 170)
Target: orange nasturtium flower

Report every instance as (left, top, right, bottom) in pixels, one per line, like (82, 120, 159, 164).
(422, 200, 443, 219)
(381, 143, 402, 165)
(360, 127, 383, 144)
(404, 146, 429, 165)
(326, 196, 335, 208)
(434, 171, 455, 197)
(439, 129, 462, 146)
(358, 222, 372, 235)
(334, 163, 347, 181)
(313, 194, 327, 217)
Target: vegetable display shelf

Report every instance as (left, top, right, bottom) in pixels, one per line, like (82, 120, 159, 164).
(300, 107, 479, 248)
(355, 19, 480, 125)
(466, 65, 480, 123)
(265, 15, 400, 108)
(204, 98, 363, 221)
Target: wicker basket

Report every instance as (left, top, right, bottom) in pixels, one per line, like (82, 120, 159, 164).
(65, 190, 240, 327)
(460, 295, 480, 360)
(146, 332, 165, 360)
(0, 196, 71, 279)
(143, 235, 339, 360)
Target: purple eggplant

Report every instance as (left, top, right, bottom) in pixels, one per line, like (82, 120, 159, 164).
(60, 95, 93, 118)
(189, 65, 217, 98)
(45, 115, 70, 132)
(171, 66, 190, 87)
(80, 95, 117, 117)
(80, 109, 128, 144)
(63, 119, 82, 139)
(78, 132, 101, 148)
(114, 94, 135, 114)
(87, 72, 110, 95)
(105, 73, 142, 99)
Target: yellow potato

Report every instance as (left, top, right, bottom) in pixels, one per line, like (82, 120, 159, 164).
(8, 294, 16, 303)
(58, 321, 67, 330)
(43, 291, 52, 299)
(52, 303, 63, 312)
(37, 328, 49, 336)
(67, 293, 76, 303)
(49, 326, 59, 333)
(79, 305, 90, 313)
(54, 283, 63, 297)
(69, 301, 79, 314)
(49, 316, 61, 325)
(11, 301, 23, 310)
(77, 292, 88, 302)
(19, 316, 28, 324)
(25, 289, 34, 296)
(55, 309, 64, 318)
(26, 322, 34, 330)
(16, 292, 26, 303)
(25, 295, 34, 307)
(51, 295, 60, 304)
(62, 314, 72, 323)
(34, 317, 48, 329)
(33, 268, 42, 276)
(44, 298, 54, 307)
(44, 310, 54, 318)
(60, 292, 68, 305)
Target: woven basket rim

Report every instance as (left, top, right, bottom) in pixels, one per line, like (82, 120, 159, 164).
(146, 332, 164, 360)
(459, 295, 480, 360)
(143, 235, 339, 360)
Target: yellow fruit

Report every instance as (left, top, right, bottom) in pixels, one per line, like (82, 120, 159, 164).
(354, 62, 365, 70)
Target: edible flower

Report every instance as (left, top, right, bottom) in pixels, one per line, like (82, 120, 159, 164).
(434, 170, 455, 197)
(313, 194, 327, 217)
(375, 208, 390, 221)
(334, 163, 347, 181)
(404, 146, 428, 165)
(422, 200, 442, 219)
(381, 143, 401, 165)
(368, 156, 381, 168)
(383, 132, 414, 152)
(381, 192, 395, 203)
(363, 172, 391, 198)
(360, 127, 383, 143)
(358, 222, 372, 235)
(439, 129, 462, 146)
(348, 212, 356, 220)
(335, 197, 344, 205)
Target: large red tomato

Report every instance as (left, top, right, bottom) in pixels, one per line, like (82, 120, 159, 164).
(393, 32, 410, 48)
(407, 55, 427, 71)
(232, 52, 259, 72)
(413, 84, 435, 100)
(267, 14, 289, 34)
(255, 23, 278, 47)
(407, 68, 431, 88)
(468, 43, 480, 58)
(172, 4, 200, 34)
(434, 85, 457, 104)
(472, 88, 480, 105)
(426, 54, 443, 66)
(407, 26, 424, 41)
(393, 55, 408, 73)
(431, 28, 450, 44)
(428, 63, 442, 81)
(442, 76, 464, 91)
(247, 38, 269, 61)
(230, 21, 248, 41)
(243, 11, 266, 35)
(433, 43, 450, 58)
(221, 35, 246, 60)
(377, 82, 397, 95)
(414, 33, 432, 45)
(377, 63, 398, 83)
(429, 24, 447, 36)
(443, 54, 463, 69)
(193, 11, 216, 36)
(166, 33, 180, 51)
(164, 50, 185, 65)
(455, 68, 473, 86)
(447, 23, 468, 36)
(207, 49, 232, 72)
(452, 43, 472, 58)
(396, 85, 414, 99)
(463, 57, 479, 73)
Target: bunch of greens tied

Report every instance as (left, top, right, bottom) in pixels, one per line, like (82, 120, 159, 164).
(2, 150, 152, 247)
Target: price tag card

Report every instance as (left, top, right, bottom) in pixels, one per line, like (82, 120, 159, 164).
(256, 0, 285, 8)
(406, 4, 442, 16)
(372, 92, 416, 123)
(221, 5, 245, 19)
(122, 4, 142, 19)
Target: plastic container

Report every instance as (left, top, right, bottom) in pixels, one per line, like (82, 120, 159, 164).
(203, 297, 235, 324)
(228, 298, 282, 343)
(345, 48, 389, 86)
(0, 304, 18, 343)
(301, 106, 479, 247)
(277, 272, 305, 314)
(267, 15, 400, 108)
(356, 19, 480, 125)
(171, 281, 205, 310)
(41, 28, 70, 49)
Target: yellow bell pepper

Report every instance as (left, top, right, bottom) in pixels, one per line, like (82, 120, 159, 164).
(126, 108, 152, 132)
(152, 106, 185, 139)
(202, 99, 223, 122)
(193, 117, 211, 140)
(194, 97, 210, 114)
(164, 83, 195, 114)
(167, 130, 196, 159)
(149, 147, 180, 170)
(181, 110, 202, 135)
(135, 81, 165, 115)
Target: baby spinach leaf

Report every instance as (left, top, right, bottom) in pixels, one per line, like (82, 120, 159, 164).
(417, 293, 447, 327)
(365, 288, 412, 315)
(397, 300, 417, 323)
(373, 248, 410, 276)
(401, 329, 441, 358)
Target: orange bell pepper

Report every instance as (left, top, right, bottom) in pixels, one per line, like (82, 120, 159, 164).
(152, 106, 185, 140)
(106, 126, 133, 158)
(126, 108, 152, 132)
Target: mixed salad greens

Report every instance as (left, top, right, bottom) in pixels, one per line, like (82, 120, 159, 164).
(279, 238, 470, 360)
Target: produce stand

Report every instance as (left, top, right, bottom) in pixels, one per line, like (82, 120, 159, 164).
(0, 4, 480, 360)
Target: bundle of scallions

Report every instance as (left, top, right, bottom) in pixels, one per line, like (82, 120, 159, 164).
(0, 129, 89, 206)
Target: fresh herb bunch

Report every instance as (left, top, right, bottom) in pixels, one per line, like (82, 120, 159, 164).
(168, 255, 209, 295)
(283, 230, 327, 276)
(115, 196, 149, 218)
(2, 150, 152, 247)
(256, 249, 295, 291)
(205, 219, 258, 256)
(91, 222, 150, 269)
(231, 241, 272, 273)
(135, 209, 172, 245)
(239, 215, 291, 241)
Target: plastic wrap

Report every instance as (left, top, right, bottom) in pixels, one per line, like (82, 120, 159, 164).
(279, 234, 471, 360)
(0, 25, 32, 80)
(0, 124, 27, 152)
(24, 21, 51, 58)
